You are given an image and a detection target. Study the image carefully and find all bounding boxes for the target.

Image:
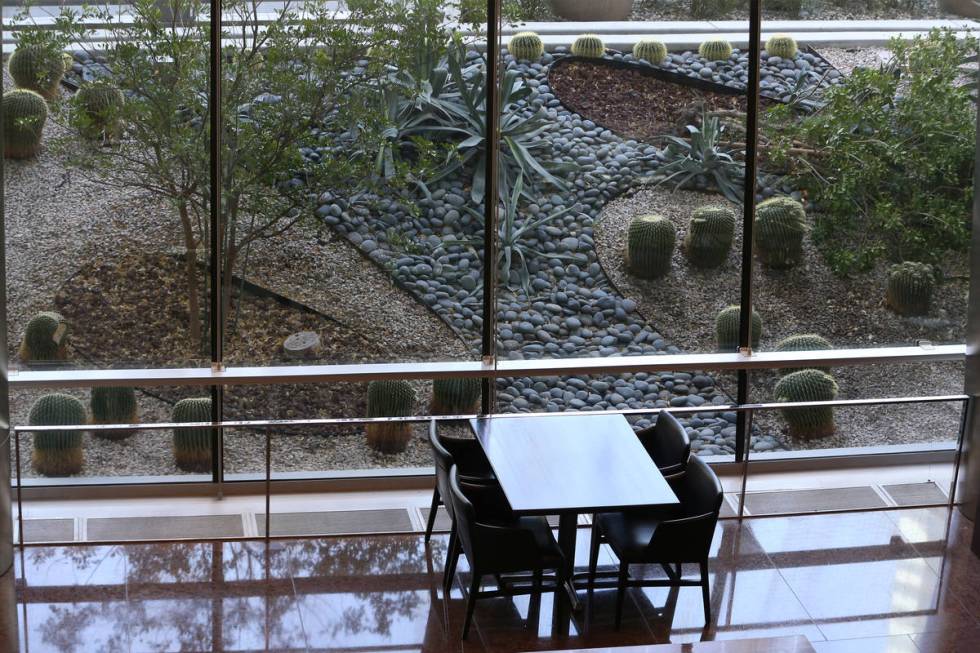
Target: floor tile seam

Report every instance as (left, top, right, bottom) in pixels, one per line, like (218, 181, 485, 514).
(763, 546, 827, 642)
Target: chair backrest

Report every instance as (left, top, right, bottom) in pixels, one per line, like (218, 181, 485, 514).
(429, 421, 457, 522)
(646, 411, 691, 474)
(675, 456, 724, 518)
(446, 465, 478, 563)
(648, 456, 724, 562)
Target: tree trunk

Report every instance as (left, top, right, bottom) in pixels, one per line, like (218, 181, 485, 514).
(178, 200, 203, 351)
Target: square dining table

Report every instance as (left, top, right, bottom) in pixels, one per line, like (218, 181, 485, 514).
(470, 413, 680, 627)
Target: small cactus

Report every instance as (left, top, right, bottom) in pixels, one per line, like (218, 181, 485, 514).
(627, 214, 676, 279)
(774, 369, 838, 439)
(30, 393, 86, 477)
(74, 81, 125, 140)
(432, 377, 481, 415)
(754, 196, 806, 269)
(8, 44, 67, 99)
(698, 39, 733, 61)
(684, 205, 735, 268)
(3, 89, 48, 159)
(765, 34, 798, 59)
(715, 305, 762, 352)
(633, 40, 668, 64)
(508, 32, 544, 61)
(775, 334, 833, 375)
(91, 387, 139, 441)
(173, 397, 213, 473)
(19, 311, 68, 364)
(886, 262, 934, 316)
(571, 34, 605, 59)
(366, 380, 416, 454)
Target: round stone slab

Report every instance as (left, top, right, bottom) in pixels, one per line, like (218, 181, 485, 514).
(283, 331, 321, 359)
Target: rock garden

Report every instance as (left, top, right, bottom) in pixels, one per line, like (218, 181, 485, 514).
(2, 1, 972, 480)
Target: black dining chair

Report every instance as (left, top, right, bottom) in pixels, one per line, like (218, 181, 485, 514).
(587, 455, 723, 627)
(635, 411, 691, 478)
(447, 466, 566, 639)
(424, 420, 493, 543)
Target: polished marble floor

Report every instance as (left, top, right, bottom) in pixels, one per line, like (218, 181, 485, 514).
(2, 507, 979, 652)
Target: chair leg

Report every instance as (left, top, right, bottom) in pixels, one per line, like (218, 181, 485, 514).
(462, 574, 481, 640)
(528, 568, 543, 629)
(614, 559, 629, 630)
(676, 563, 682, 578)
(424, 487, 440, 543)
(699, 559, 711, 625)
(588, 518, 601, 586)
(442, 526, 459, 594)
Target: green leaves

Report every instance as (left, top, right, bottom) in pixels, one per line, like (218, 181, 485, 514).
(653, 112, 745, 203)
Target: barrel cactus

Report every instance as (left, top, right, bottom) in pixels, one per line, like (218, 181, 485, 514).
(19, 311, 68, 364)
(775, 334, 833, 375)
(766, 34, 798, 59)
(3, 89, 48, 159)
(91, 387, 139, 441)
(715, 305, 762, 351)
(30, 393, 86, 477)
(698, 39, 733, 61)
(633, 39, 668, 64)
(886, 262, 934, 316)
(774, 369, 838, 439)
(366, 380, 417, 454)
(627, 214, 676, 279)
(173, 397, 213, 473)
(8, 44, 67, 98)
(432, 377, 482, 415)
(754, 196, 806, 269)
(684, 205, 736, 268)
(508, 32, 544, 61)
(74, 81, 125, 140)
(571, 34, 605, 58)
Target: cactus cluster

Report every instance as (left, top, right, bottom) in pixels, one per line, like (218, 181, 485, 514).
(774, 369, 838, 439)
(508, 32, 544, 61)
(775, 333, 833, 375)
(8, 44, 67, 99)
(19, 311, 68, 364)
(75, 81, 125, 140)
(366, 380, 417, 454)
(30, 393, 86, 477)
(571, 34, 605, 59)
(91, 387, 139, 441)
(173, 397, 213, 473)
(684, 205, 735, 268)
(765, 34, 798, 60)
(627, 214, 676, 279)
(698, 39, 733, 61)
(715, 305, 762, 352)
(3, 89, 48, 159)
(432, 377, 481, 415)
(754, 196, 807, 269)
(633, 39, 668, 64)
(886, 262, 934, 316)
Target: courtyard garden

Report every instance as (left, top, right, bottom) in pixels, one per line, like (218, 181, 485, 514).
(2, 0, 973, 479)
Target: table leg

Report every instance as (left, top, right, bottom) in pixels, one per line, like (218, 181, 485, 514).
(554, 513, 580, 636)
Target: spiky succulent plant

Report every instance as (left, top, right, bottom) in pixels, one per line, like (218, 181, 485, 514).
(754, 196, 806, 269)
(633, 40, 668, 64)
(627, 214, 676, 279)
(366, 380, 417, 454)
(74, 81, 125, 140)
(775, 334, 833, 375)
(774, 369, 838, 439)
(571, 34, 605, 58)
(432, 377, 481, 415)
(30, 393, 86, 477)
(508, 32, 544, 61)
(173, 397, 213, 473)
(8, 44, 67, 98)
(91, 387, 139, 441)
(19, 311, 68, 363)
(885, 262, 934, 316)
(765, 34, 798, 59)
(715, 305, 762, 352)
(698, 39, 733, 61)
(684, 205, 735, 268)
(3, 89, 48, 159)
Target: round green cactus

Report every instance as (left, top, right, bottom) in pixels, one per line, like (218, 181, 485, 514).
(774, 369, 838, 439)
(627, 214, 676, 279)
(775, 333, 833, 375)
(19, 311, 68, 364)
(715, 305, 762, 352)
(698, 39, 733, 62)
(754, 196, 807, 269)
(432, 377, 481, 415)
(684, 205, 735, 268)
(508, 32, 544, 61)
(91, 387, 139, 441)
(74, 81, 125, 140)
(571, 34, 605, 59)
(8, 44, 67, 98)
(633, 40, 668, 64)
(366, 380, 417, 454)
(886, 262, 934, 317)
(173, 397, 213, 473)
(765, 34, 798, 59)
(3, 89, 48, 160)
(30, 393, 86, 477)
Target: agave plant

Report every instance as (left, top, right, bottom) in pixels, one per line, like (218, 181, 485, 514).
(653, 112, 745, 202)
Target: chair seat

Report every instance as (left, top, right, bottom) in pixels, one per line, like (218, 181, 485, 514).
(515, 516, 564, 566)
(596, 509, 676, 561)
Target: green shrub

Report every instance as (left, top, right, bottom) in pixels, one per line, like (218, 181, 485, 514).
(30, 393, 86, 477)
(633, 40, 668, 64)
(91, 387, 139, 441)
(766, 35, 798, 59)
(627, 214, 676, 279)
(698, 39, 733, 61)
(366, 380, 416, 453)
(774, 369, 838, 439)
(19, 311, 68, 363)
(754, 196, 806, 269)
(432, 377, 481, 414)
(74, 81, 125, 140)
(886, 261, 934, 316)
(508, 32, 544, 61)
(684, 205, 735, 268)
(715, 305, 762, 352)
(775, 334, 833, 375)
(3, 89, 47, 159)
(571, 34, 605, 58)
(8, 43, 66, 98)
(173, 397, 213, 473)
